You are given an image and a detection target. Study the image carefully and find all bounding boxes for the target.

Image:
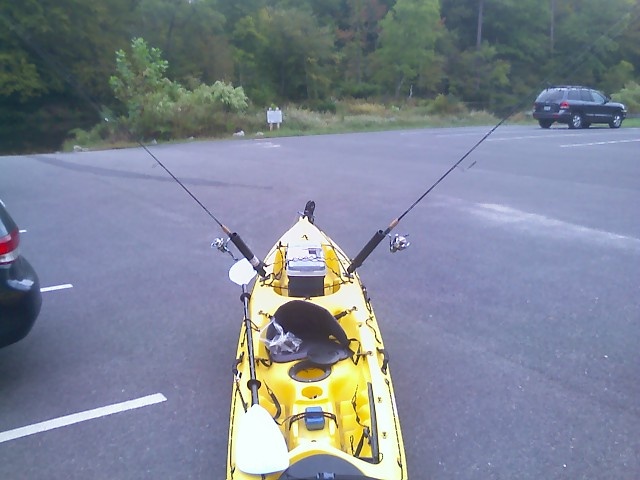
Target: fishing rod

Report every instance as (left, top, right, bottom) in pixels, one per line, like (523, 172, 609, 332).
(141, 144, 268, 277)
(347, 5, 640, 274)
(346, 119, 503, 274)
(1, 14, 268, 278)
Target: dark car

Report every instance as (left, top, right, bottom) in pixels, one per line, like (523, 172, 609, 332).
(532, 86, 626, 129)
(0, 199, 42, 348)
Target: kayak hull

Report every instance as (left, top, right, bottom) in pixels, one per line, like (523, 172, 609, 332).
(227, 216, 408, 480)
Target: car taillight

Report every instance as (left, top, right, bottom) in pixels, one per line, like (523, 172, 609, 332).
(0, 227, 20, 264)
(560, 101, 569, 109)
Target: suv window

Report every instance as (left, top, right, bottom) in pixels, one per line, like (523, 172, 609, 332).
(536, 89, 563, 102)
(580, 89, 594, 102)
(591, 90, 607, 103)
(568, 89, 581, 100)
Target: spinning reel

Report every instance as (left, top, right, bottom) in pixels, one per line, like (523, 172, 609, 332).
(389, 233, 410, 253)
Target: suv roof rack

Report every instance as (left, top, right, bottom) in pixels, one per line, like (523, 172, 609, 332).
(545, 85, 587, 89)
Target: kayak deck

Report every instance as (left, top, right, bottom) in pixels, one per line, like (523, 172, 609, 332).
(227, 216, 407, 479)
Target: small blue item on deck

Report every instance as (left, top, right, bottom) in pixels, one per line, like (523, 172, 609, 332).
(304, 406, 325, 431)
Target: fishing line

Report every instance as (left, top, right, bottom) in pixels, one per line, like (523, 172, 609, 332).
(136, 142, 227, 228)
(1, 11, 272, 274)
(3, 4, 638, 275)
(1, 17, 227, 224)
(347, 3, 639, 273)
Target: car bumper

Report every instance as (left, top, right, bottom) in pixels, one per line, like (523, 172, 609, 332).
(533, 111, 571, 122)
(0, 256, 42, 348)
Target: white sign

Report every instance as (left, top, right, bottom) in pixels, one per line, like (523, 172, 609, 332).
(266, 108, 283, 130)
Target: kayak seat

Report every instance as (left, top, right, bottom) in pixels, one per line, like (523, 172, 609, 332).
(266, 300, 351, 364)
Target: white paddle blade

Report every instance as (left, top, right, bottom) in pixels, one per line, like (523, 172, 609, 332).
(235, 404, 289, 474)
(229, 258, 257, 286)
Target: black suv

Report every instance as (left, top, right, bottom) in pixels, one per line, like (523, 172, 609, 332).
(533, 86, 626, 129)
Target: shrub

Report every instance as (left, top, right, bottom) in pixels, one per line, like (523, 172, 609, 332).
(339, 82, 381, 99)
(612, 81, 640, 114)
(279, 106, 330, 131)
(342, 101, 388, 116)
(426, 94, 468, 115)
(301, 99, 337, 114)
(108, 38, 249, 139)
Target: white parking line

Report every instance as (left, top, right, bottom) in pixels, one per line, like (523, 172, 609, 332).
(561, 138, 640, 147)
(468, 203, 640, 251)
(487, 133, 586, 141)
(40, 284, 73, 293)
(435, 131, 492, 137)
(0, 393, 167, 444)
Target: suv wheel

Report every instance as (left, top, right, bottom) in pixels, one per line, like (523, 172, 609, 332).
(538, 120, 553, 129)
(609, 112, 623, 129)
(569, 112, 583, 129)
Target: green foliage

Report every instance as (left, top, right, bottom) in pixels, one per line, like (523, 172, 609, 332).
(602, 61, 636, 94)
(446, 43, 511, 110)
(108, 37, 248, 139)
(0, 52, 46, 100)
(228, 4, 339, 104)
(374, 0, 443, 96)
(341, 101, 388, 116)
(425, 94, 468, 115)
(303, 99, 338, 114)
(280, 106, 331, 131)
(612, 81, 640, 113)
(209, 81, 250, 112)
(337, 0, 391, 88)
(3, 0, 640, 152)
(109, 38, 170, 118)
(339, 81, 381, 99)
(134, 0, 233, 84)
(0, 0, 132, 102)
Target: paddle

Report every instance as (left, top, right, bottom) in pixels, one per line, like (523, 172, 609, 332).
(229, 259, 290, 474)
(235, 403, 290, 474)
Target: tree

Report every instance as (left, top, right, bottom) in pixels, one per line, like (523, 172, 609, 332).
(0, 0, 134, 102)
(337, 0, 389, 95)
(135, 0, 233, 85)
(374, 0, 443, 97)
(548, 0, 637, 85)
(233, 6, 336, 102)
(109, 37, 248, 138)
(447, 42, 510, 110)
(110, 38, 172, 113)
(0, 0, 135, 153)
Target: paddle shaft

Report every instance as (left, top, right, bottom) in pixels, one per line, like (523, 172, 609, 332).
(240, 284, 261, 406)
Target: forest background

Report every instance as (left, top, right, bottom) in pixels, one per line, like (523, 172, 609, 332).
(1, 0, 639, 153)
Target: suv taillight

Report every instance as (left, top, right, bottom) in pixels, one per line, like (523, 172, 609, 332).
(560, 101, 570, 109)
(0, 227, 20, 264)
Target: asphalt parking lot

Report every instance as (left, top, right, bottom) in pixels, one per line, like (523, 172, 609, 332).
(1, 125, 639, 479)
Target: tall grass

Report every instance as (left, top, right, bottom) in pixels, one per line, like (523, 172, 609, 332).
(65, 98, 513, 150)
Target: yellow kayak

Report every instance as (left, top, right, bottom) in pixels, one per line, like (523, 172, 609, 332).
(225, 203, 408, 480)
